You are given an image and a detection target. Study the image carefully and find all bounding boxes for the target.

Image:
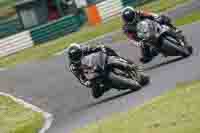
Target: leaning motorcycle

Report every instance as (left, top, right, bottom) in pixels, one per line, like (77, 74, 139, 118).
(78, 45, 150, 98)
(136, 19, 193, 58)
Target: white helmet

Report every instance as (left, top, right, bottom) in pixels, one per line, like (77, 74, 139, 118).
(68, 43, 81, 49)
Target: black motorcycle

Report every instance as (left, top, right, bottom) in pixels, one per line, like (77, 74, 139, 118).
(78, 45, 150, 98)
(136, 19, 193, 58)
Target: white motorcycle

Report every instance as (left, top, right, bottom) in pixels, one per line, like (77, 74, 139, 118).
(136, 19, 193, 57)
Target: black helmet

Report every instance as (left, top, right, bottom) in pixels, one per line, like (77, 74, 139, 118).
(67, 43, 82, 63)
(122, 6, 137, 24)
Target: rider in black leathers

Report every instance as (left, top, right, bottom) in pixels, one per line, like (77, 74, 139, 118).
(67, 43, 140, 98)
(122, 6, 180, 63)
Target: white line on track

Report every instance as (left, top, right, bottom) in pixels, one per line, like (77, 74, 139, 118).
(0, 68, 7, 71)
(0, 92, 54, 133)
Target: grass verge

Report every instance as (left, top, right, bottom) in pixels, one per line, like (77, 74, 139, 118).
(0, 0, 16, 18)
(0, 0, 192, 67)
(140, 0, 190, 13)
(0, 95, 44, 133)
(0, 0, 15, 8)
(74, 80, 200, 133)
(175, 9, 200, 26)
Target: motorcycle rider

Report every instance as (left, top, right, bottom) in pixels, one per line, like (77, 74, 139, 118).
(67, 43, 141, 98)
(122, 6, 180, 63)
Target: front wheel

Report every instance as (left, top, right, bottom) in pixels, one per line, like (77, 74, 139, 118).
(185, 45, 193, 57)
(178, 35, 193, 57)
(108, 72, 142, 91)
(91, 86, 104, 99)
(177, 31, 193, 56)
(162, 35, 192, 57)
(127, 65, 150, 86)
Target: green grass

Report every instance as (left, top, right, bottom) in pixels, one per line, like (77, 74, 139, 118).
(0, 95, 44, 133)
(74, 80, 200, 133)
(140, 0, 189, 13)
(175, 10, 200, 26)
(0, 0, 192, 67)
(0, 0, 15, 8)
(0, 0, 16, 20)
(0, 0, 16, 15)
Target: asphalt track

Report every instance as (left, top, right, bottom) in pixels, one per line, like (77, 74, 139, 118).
(0, 22, 199, 133)
(0, 1, 200, 133)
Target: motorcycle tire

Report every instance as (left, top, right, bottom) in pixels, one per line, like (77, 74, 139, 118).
(127, 65, 150, 86)
(108, 72, 142, 91)
(177, 32, 193, 56)
(163, 36, 192, 57)
(91, 86, 104, 99)
(187, 45, 193, 55)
